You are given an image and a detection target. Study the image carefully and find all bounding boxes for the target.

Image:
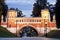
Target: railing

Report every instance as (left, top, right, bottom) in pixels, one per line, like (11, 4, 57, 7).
(16, 18, 42, 22)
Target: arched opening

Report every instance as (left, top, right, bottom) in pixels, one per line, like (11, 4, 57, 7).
(19, 26, 38, 37)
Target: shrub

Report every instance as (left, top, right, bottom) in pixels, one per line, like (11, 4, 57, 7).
(45, 30, 60, 39)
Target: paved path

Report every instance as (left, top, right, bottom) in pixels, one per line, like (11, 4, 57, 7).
(0, 37, 60, 40)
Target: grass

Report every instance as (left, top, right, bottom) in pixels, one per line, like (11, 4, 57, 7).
(0, 26, 16, 37)
(45, 30, 60, 39)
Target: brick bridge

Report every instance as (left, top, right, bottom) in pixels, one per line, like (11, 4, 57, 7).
(7, 17, 56, 36)
(1, 9, 57, 37)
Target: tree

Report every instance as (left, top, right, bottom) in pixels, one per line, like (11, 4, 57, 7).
(31, 3, 42, 17)
(0, 0, 5, 3)
(0, 4, 3, 25)
(47, 3, 55, 22)
(31, 0, 47, 17)
(2, 3, 8, 22)
(45, 30, 60, 38)
(55, 0, 60, 28)
(0, 0, 8, 25)
(0, 0, 5, 25)
(16, 8, 25, 17)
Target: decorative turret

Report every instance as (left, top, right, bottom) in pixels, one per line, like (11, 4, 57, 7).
(7, 10, 17, 18)
(41, 9, 50, 22)
(7, 10, 17, 27)
(41, 9, 50, 28)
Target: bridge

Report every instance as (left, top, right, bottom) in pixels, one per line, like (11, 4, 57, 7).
(1, 9, 57, 37)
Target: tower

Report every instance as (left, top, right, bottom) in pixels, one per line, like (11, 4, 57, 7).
(7, 10, 17, 18)
(41, 9, 50, 27)
(7, 10, 17, 27)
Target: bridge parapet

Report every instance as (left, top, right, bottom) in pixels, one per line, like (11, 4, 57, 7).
(15, 17, 42, 23)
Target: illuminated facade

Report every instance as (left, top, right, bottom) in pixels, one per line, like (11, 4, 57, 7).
(1, 9, 56, 36)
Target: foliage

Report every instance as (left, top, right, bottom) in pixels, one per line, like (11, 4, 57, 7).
(0, 0, 5, 3)
(45, 30, 60, 39)
(16, 8, 25, 17)
(0, 0, 4, 25)
(47, 2, 55, 22)
(0, 26, 16, 37)
(31, 3, 41, 17)
(55, 0, 60, 28)
(0, 0, 8, 25)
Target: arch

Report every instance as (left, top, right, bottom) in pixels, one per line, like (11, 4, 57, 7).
(19, 26, 38, 37)
(19, 25, 38, 31)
